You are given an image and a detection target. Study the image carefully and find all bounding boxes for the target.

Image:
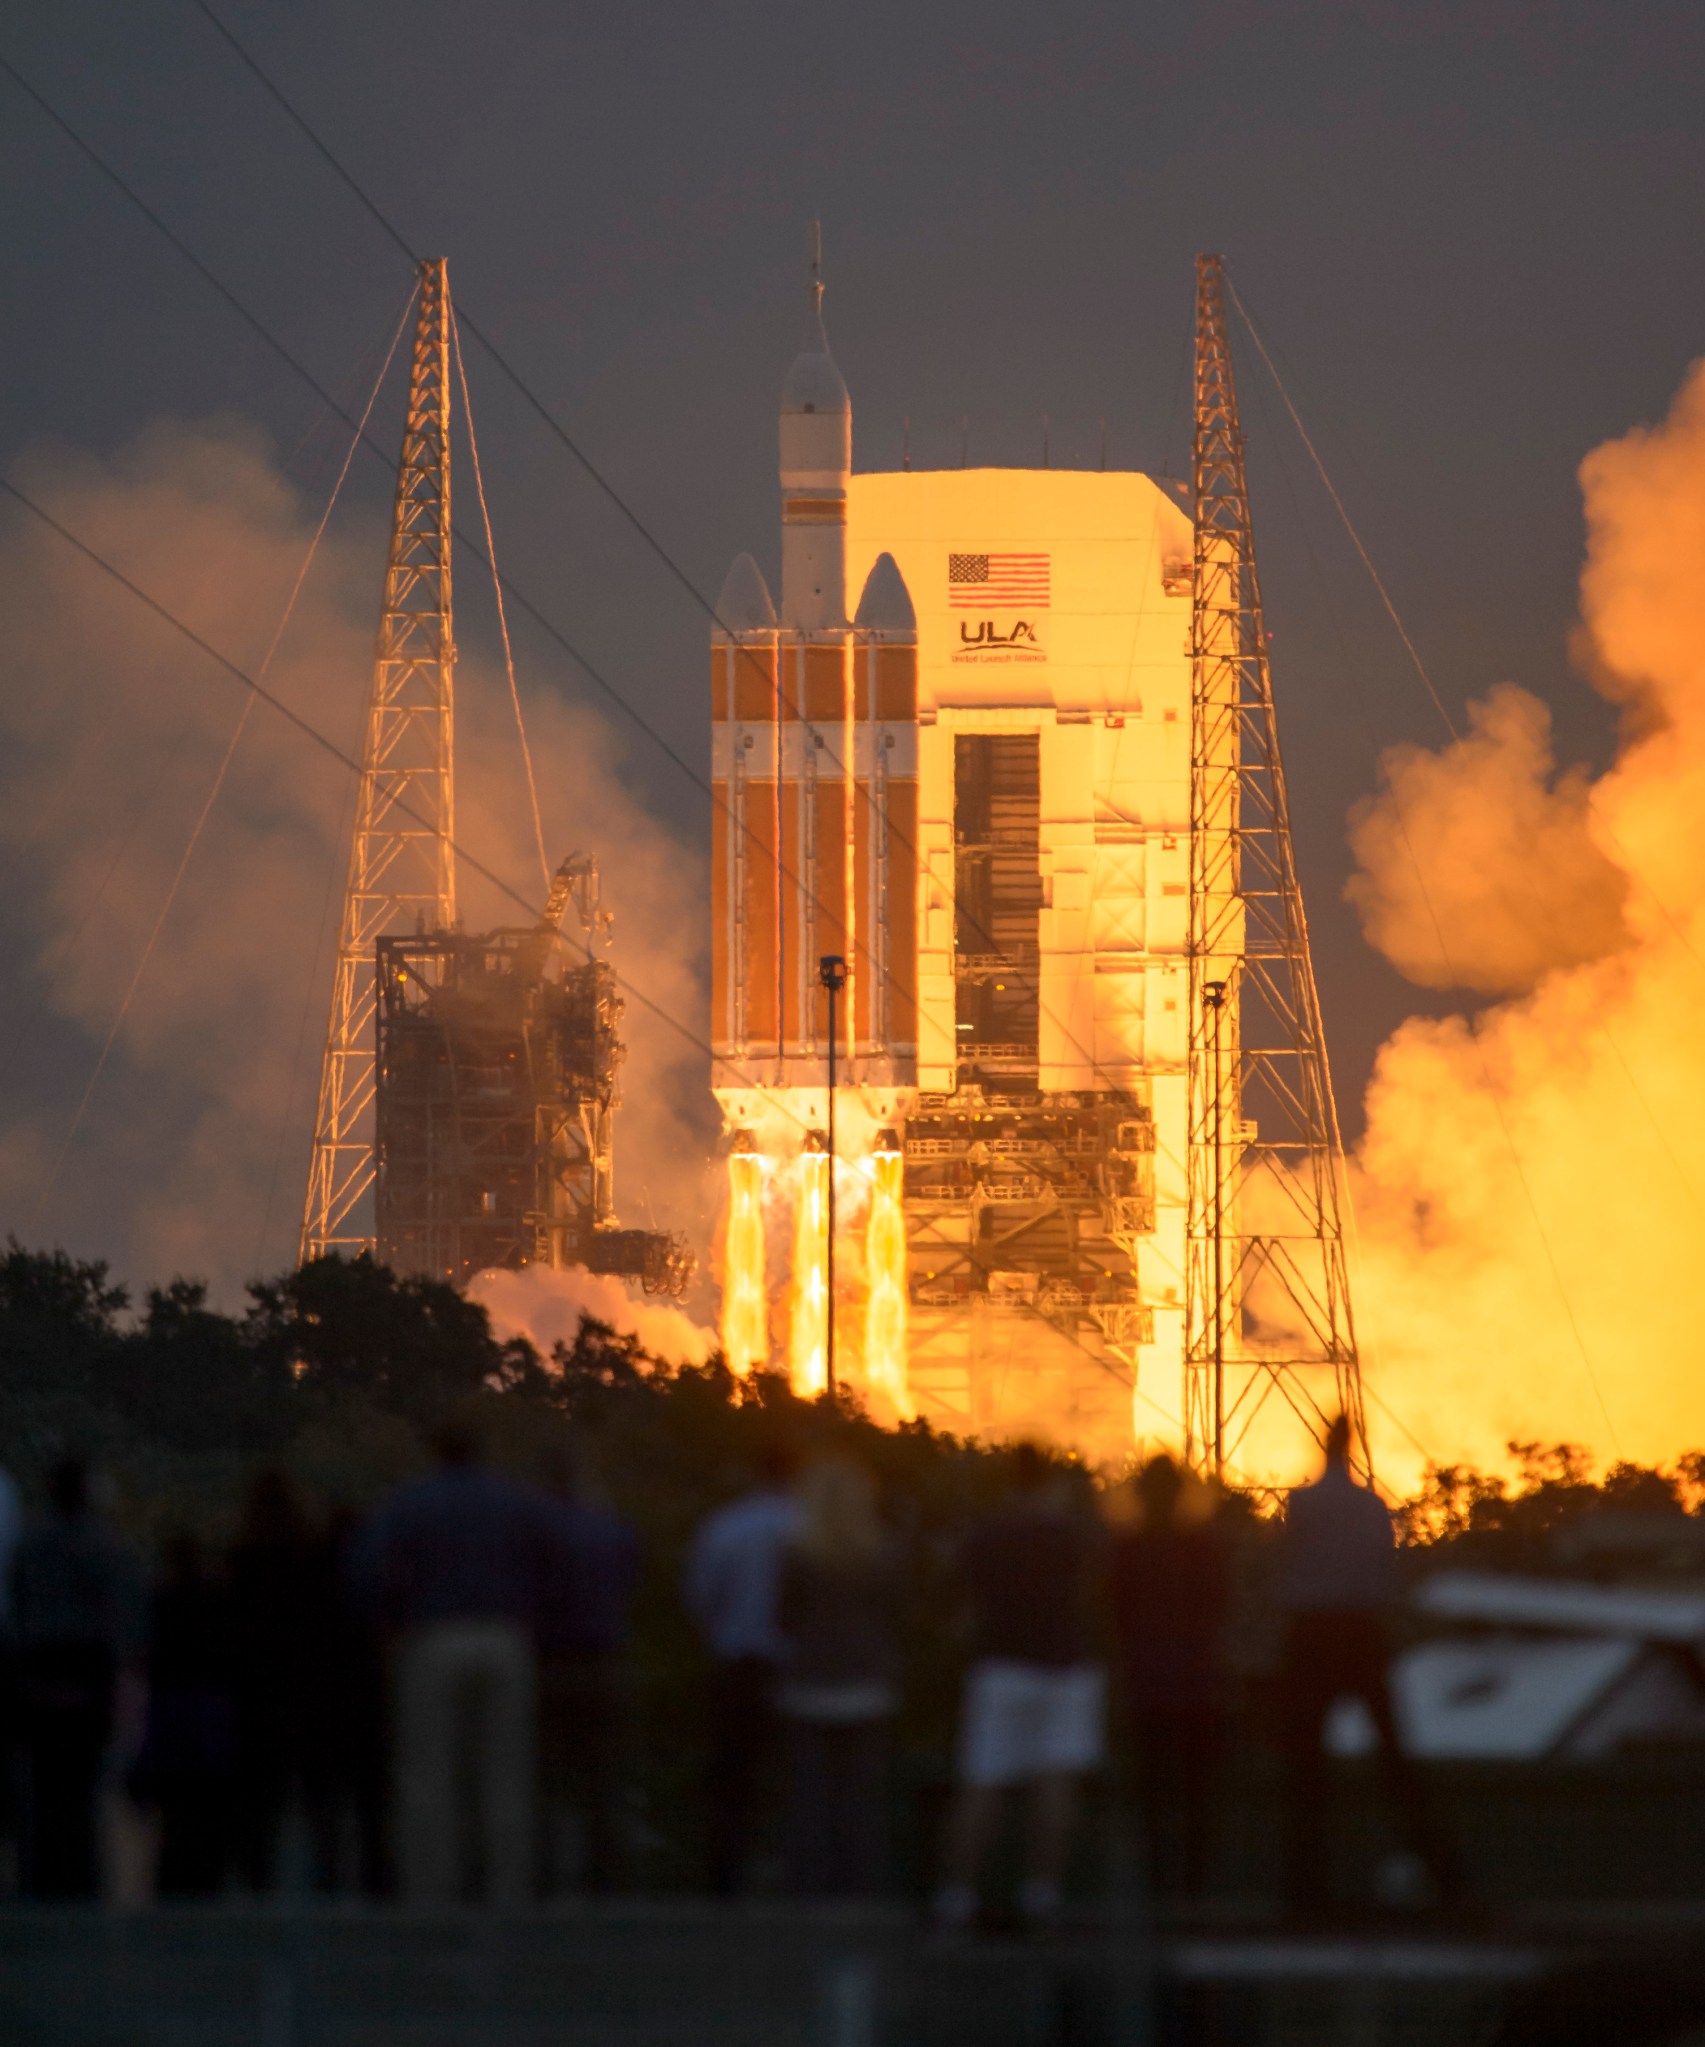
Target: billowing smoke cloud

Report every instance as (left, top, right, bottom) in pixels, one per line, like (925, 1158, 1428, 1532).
(1351, 361, 1705, 1483)
(470, 1264, 716, 1367)
(1345, 682, 1629, 994)
(0, 415, 716, 1297)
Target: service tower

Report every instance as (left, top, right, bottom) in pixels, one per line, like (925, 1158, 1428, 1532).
(712, 253, 1195, 1460)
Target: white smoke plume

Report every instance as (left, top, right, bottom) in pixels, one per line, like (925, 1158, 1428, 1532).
(470, 1264, 716, 1367)
(0, 415, 715, 1297)
(1350, 361, 1705, 1485)
(1345, 682, 1629, 994)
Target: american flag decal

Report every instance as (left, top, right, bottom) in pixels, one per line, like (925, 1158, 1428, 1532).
(948, 552, 1051, 609)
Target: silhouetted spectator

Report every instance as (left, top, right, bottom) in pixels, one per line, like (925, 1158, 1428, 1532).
(323, 1504, 389, 1897)
(0, 1460, 23, 1875)
(12, 1457, 144, 1899)
(360, 1412, 554, 1906)
(228, 1469, 336, 1891)
(536, 1441, 639, 1894)
(684, 1436, 800, 1894)
(1275, 1413, 1456, 1915)
(131, 1532, 235, 1897)
(1109, 1454, 1230, 1908)
(935, 1443, 1106, 1929)
(776, 1457, 899, 1897)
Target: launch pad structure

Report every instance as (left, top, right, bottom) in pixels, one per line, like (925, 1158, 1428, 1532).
(374, 856, 690, 1295)
(294, 242, 1358, 1467)
(711, 245, 1363, 1480)
(301, 260, 686, 1300)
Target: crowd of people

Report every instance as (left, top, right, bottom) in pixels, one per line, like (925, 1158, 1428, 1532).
(0, 1411, 1454, 1920)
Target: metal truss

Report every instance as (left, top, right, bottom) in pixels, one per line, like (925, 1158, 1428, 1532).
(1184, 253, 1368, 1483)
(301, 259, 457, 1262)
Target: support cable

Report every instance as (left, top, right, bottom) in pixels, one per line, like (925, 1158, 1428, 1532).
(170, 11, 1165, 1111)
(1230, 278, 1623, 1454)
(5, 38, 1157, 1162)
(0, 794, 157, 1081)
(1228, 277, 1705, 989)
(0, 473, 843, 1162)
(450, 306, 550, 897)
(0, 59, 919, 1190)
(171, 11, 1593, 1481)
(1225, 278, 1460, 742)
(11, 33, 1197, 1390)
(254, 774, 353, 1270)
(30, 289, 416, 1221)
(1245, 330, 1705, 1228)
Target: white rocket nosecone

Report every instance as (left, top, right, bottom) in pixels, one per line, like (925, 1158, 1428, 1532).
(716, 553, 777, 633)
(779, 262, 851, 632)
(853, 550, 915, 635)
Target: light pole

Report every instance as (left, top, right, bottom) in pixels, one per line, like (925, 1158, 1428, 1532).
(819, 954, 847, 1401)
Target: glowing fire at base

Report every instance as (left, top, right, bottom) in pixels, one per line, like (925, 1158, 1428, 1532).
(863, 1150, 913, 1419)
(789, 1151, 829, 1398)
(719, 1152, 768, 1375)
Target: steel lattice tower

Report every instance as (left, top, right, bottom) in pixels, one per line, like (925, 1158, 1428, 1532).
(301, 258, 457, 1263)
(1184, 252, 1366, 1483)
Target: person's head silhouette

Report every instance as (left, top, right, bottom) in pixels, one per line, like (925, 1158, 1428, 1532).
(1137, 1453, 1184, 1529)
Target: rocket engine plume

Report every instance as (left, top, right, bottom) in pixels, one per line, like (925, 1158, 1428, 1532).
(720, 1151, 768, 1375)
(863, 1149, 913, 1420)
(789, 1152, 830, 1397)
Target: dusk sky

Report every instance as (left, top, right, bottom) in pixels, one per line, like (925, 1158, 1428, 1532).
(3, 0, 1704, 1294)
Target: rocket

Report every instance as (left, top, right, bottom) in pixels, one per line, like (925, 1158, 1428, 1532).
(711, 248, 917, 1142)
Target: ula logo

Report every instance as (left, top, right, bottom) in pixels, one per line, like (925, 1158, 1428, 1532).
(959, 619, 1038, 648)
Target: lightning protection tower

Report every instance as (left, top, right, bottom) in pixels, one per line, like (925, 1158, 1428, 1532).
(1185, 252, 1366, 1484)
(301, 258, 457, 1262)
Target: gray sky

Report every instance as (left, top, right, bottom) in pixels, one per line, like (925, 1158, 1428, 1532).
(2, 0, 1703, 1291)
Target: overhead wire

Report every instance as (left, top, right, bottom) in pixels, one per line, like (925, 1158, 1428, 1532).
(173, 6, 1177, 1116)
(1234, 262, 1705, 1179)
(0, 792, 158, 1084)
(0, 91, 1188, 1434)
(1228, 274, 1705, 986)
(28, 284, 418, 1227)
(0, 473, 881, 1177)
(1225, 277, 1460, 743)
(17, 30, 1340, 1452)
(0, 47, 930, 1091)
(254, 773, 353, 1272)
(5, 33, 1219, 1388)
(0, 54, 924, 1304)
(11, 28, 1406, 1453)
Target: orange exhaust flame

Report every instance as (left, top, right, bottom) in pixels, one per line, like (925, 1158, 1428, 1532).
(863, 1150, 913, 1420)
(789, 1151, 829, 1398)
(719, 1152, 768, 1375)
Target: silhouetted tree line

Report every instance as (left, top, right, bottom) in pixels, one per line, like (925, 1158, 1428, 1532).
(0, 1239, 1074, 1884)
(4, 1232, 1699, 1569)
(1395, 1439, 1705, 1564)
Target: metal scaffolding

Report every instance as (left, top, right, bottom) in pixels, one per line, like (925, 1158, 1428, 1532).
(302, 258, 457, 1261)
(373, 855, 690, 1295)
(1185, 252, 1367, 1483)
